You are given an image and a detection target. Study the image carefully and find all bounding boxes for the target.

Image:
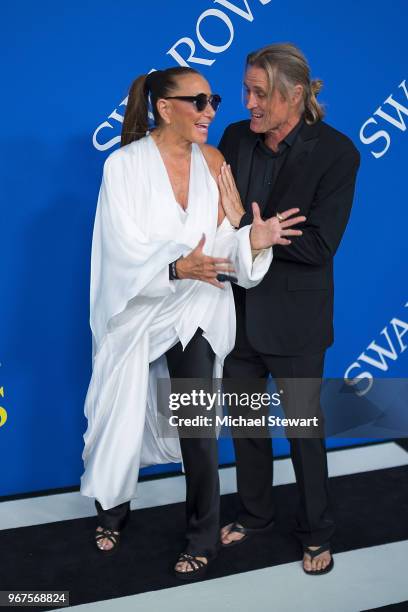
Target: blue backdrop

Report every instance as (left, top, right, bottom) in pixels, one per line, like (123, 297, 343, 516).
(1, 0, 407, 497)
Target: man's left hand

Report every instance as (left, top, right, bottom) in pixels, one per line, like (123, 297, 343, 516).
(250, 202, 306, 250)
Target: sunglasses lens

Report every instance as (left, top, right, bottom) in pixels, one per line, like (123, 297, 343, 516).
(211, 94, 221, 111)
(195, 94, 208, 112)
(194, 94, 222, 112)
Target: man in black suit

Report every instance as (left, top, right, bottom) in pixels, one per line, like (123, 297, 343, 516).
(217, 43, 360, 574)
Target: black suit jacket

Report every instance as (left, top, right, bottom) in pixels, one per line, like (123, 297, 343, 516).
(219, 119, 360, 356)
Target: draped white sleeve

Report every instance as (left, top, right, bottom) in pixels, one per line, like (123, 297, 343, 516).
(90, 152, 191, 354)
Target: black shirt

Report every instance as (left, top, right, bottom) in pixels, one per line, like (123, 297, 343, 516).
(239, 118, 303, 227)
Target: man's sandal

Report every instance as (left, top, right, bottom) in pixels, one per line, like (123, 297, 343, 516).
(221, 522, 250, 548)
(174, 553, 208, 581)
(95, 527, 120, 555)
(303, 543, 334, 575)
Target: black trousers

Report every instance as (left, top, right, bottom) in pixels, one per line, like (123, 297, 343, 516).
(224, 345, 335, 547)
(95, 328, 219, 559)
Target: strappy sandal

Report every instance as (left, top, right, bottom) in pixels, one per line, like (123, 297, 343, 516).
(221, 522, 250, 548)
(303, 543, 334, 575)
(174, 553, 208, 581)
(95, 527, 120, 556)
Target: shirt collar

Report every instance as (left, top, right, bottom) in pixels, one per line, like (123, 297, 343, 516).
(257, 117, 304, 151)
(284, 117, 304, 146)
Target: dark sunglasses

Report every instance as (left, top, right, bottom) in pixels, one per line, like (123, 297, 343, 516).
(164, 93, 222, 112)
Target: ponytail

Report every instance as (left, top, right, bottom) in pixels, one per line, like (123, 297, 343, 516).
(121, 74, 148, 147)
(304, 78, 324, 125)
(121, 67, 200, 147)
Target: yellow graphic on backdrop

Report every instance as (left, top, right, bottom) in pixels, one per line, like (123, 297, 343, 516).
(0, 387, 8, 427)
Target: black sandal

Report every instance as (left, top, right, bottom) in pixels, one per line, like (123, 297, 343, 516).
(221, 522, 250, 548)
(303, 543, 334, 575)
(95, 527, 120, 555)
(174, 553, 208, 581)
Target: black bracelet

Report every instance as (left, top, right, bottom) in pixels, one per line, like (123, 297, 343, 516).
(169, 256, 182, 280)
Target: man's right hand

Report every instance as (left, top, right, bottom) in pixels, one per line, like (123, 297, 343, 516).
(176, 234, 235, 289)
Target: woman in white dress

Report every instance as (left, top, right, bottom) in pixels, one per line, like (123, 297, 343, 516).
(80, 67, 304, 579)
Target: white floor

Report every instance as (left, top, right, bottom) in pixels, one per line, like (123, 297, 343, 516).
(1, 442, 407, 531)
(62, 540, 408, 612)
(2, 442, 408, 612)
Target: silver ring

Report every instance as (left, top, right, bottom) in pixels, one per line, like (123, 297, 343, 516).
(276, 212, 284, 222)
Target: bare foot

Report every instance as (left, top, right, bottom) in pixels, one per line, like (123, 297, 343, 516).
(175, 555, 208, 573)
(220, 522, 246, 546)
(303, 546, 332, 572)
(95, 526, 119, 551)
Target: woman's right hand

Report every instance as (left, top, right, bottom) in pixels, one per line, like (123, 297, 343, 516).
(176, 234, 235, 289)
(218, 162, 245, 228)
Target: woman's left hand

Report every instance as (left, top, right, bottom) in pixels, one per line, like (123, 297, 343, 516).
(250, 202, 306, 250)
(218, 162, 245, 228)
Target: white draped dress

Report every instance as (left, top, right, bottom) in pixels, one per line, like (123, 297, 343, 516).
(80, 134, 273, 510)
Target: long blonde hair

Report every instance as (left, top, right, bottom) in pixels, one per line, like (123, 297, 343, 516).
(246, 43, 324, 125)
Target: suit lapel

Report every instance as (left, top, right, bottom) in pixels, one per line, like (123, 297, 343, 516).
(264, 121, 321, 217)
(236, 129, 258, 207)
